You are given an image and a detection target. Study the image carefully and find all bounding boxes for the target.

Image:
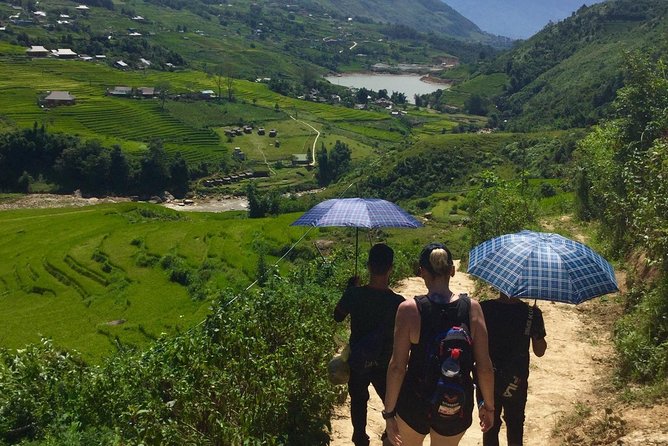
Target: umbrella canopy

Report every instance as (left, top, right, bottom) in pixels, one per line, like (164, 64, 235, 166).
(291, 198, 422, 275)
(291, 198, 422, 229)
(468, 230, 618, 304)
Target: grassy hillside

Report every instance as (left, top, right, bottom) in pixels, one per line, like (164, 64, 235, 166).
(488, 0, 668, 130)
(306, 0, 486, 40)
(0, 202, 314, 362)
(0, 41, 410, 188)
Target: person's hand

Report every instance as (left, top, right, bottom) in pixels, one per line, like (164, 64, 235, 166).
(479, 406, 495, 433)
(346, 275, 360, 289)
(385, 417, 401, 446)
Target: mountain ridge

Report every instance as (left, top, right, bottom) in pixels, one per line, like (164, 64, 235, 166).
(489, 0, 668, 129)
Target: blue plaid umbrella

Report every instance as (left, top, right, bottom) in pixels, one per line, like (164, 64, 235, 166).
(291, 198, 422, 229)
(468, 230, 618, 304)
(291, 198, 422, 274)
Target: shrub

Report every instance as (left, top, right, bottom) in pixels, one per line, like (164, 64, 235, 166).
(0, 260, 345, 445)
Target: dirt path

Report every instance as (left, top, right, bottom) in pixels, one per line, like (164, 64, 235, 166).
(329, 260, 612, 446)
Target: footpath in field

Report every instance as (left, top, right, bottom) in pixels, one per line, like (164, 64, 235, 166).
(329, 260, 635, 446)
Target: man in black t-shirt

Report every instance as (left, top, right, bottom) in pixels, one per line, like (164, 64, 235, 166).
(480, 293, 547, 446)
(334, 243, 404, 446)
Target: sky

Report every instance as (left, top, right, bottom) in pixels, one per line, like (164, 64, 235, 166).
(442, 0, 606, 39)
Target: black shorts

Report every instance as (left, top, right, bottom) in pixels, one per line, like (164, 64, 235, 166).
(396, 383, 474, 437)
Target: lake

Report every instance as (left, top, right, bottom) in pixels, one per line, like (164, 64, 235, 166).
(325, 73, 449, 103)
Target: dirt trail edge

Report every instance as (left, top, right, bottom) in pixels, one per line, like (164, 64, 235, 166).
(329, 260, 611, 446)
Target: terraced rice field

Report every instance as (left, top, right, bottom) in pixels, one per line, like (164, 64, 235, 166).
(0, 45, 398, 168)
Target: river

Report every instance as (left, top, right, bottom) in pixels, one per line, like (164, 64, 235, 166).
(325, 73, 449, 103)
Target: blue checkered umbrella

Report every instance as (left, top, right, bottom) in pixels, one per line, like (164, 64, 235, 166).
(291, 198, 422, 229)
(291, 198, 422, 274)
(468, 230, 618, 304)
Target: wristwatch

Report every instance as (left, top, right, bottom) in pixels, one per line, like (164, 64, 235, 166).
(382, 408, 397, 419)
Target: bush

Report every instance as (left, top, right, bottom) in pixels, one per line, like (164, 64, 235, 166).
(0, 260, 346, 445)
(614, 279, 668, 384)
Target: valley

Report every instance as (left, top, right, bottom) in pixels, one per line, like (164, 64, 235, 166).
(0, 0, 666, 444)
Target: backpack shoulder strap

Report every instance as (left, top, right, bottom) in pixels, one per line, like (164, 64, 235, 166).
(455, 293, 471, 325)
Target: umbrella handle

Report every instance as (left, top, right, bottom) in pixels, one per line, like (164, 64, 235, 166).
(355, 227, 359, 277)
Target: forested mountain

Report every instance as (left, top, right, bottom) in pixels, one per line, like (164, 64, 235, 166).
(0, 0, 504, 80)
(301, 0, 489, 41)
(442, 0, 605, 39)
(488, 0, 668, 130)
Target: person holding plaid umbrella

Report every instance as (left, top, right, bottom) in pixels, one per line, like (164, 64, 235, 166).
(468, 230, 619, 446)
(480, 292, 547, 446)
(334, 243, 404, 446)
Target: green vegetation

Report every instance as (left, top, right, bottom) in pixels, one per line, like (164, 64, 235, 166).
(0, 202, 316, 362)
(0, 264, 345, 445)
(1, 0, 668, 442)
(489, 0, 668, 130)
(573, 53, 668, 391)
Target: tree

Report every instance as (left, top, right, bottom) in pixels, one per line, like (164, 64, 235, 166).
(139, 139, 170, 196)
(316, 144, 329, 187)
(109, 145, 130, 195)
(246, 181, 264, 218)
(156, 81, 171, 110)
(466, 172, 536, 247)
(226, 75, 235, 102)
(390, 91, 407, 105)
(17, 171, 33, 193)
(329, 140, 351, 181)
(465, 94, 487, 116)
(356, 88, 371, 104)
(169, 152, 189, 198)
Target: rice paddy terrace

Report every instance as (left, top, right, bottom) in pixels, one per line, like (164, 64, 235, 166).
(0, 201, 314, 362)
(0, 39, 474, 179)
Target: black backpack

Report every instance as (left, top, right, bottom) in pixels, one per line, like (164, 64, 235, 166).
(420, 295, 473, 420)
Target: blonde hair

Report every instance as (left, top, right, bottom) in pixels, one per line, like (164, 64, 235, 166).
(429, 248, 453, 276)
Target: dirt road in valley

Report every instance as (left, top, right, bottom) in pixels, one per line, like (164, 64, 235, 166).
(329, 260, 619, 446)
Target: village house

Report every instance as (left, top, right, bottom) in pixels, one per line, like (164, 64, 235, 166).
(137, 87, 155, 98)
(114, 60, 129, 69)
(200, 90, 216, 99)
(139, 58, 151, 67)
(26, 45, 49, 57)
(232, 147, 246, 161)
(53, 48, 77, 58)
(291, 154, 309, 166)
(268, 129, 278, 137)
(43, 91, 76, 107)
(108, 86, 132, 97)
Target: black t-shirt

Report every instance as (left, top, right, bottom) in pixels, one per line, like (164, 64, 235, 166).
(336, 285, 404, 363)
(480, 299, 546, 377)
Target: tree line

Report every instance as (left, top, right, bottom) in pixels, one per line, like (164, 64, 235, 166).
(0, 125, 190, 198)
(574, 52, 668, 387)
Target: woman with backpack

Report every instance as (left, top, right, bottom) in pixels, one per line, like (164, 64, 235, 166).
(383, 243, 495, 446)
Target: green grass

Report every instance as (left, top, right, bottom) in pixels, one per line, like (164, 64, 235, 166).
(455, 73, 509, 97)
(0, 44, 398, 184)
(0, 203, 313, 362)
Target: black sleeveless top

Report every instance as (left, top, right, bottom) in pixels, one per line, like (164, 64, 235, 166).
(404, 294, 473, 396)
(396, 294, 475, 436)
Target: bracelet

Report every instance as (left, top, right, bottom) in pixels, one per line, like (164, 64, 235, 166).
(382, 409, 397, 419)
(478, 401, 495, 412)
